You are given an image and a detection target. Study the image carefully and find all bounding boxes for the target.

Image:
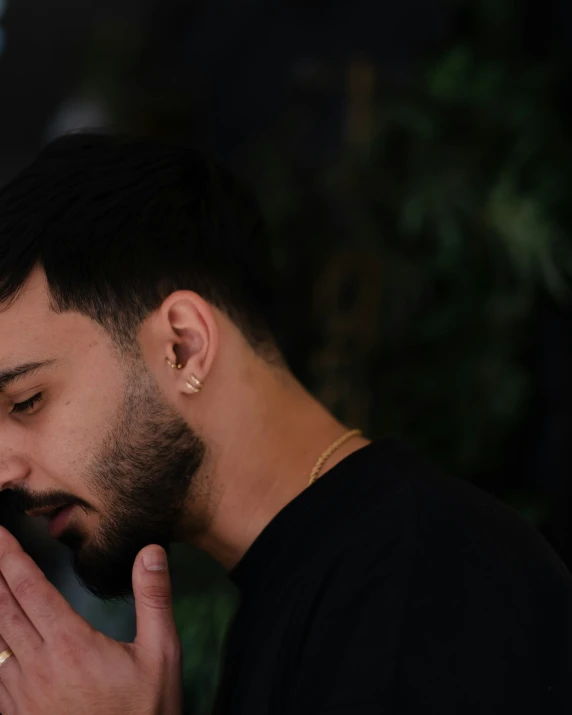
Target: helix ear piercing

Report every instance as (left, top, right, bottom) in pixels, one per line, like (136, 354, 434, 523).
(165, 357, 183, 370)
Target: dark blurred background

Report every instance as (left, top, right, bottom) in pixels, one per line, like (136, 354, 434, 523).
(1, 1, 572, 712)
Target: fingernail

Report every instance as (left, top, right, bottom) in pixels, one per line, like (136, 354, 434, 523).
(143, 547, 167, 571)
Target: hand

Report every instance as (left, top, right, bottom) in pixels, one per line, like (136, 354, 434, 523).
(0, 526, 183, 715)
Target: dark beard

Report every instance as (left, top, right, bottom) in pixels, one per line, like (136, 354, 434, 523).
(63, 367, 206, 601)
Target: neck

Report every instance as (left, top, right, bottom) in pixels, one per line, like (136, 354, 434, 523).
(187, 362, 369, 569)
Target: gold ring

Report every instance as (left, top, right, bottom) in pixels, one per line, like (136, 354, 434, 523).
(0, 648, 14, 666)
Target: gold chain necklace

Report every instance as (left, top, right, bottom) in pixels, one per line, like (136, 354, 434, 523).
(307, 429, 362, 487)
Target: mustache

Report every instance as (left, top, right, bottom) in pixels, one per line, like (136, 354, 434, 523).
(8, 486, 93, 515)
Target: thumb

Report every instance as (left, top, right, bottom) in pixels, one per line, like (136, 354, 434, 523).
(132, 545, 178, 652)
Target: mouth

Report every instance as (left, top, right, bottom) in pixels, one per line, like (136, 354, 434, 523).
(25, 504, 75, 537)
(25, 504, 70, 519)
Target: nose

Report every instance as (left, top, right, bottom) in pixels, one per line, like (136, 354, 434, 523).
(0, 453, 30, 491)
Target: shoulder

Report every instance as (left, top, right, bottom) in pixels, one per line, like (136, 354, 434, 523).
(296, 441, 572, 710)
(307, 438, 572, 659)
(339, 439, 570, 585)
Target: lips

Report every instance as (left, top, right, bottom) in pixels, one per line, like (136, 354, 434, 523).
(47, 505, 75, 538)
(25, 504, 70, 519)
(25, 503, 76, 539)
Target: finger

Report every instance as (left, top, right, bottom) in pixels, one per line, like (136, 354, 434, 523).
(0, 570, 43, 658)
(0, 634, 20, 690)
(0, 678, 15, 715)
(132, 546, 179, 655)
(0, 549, 82, 642)
(0, 528, 24, 565)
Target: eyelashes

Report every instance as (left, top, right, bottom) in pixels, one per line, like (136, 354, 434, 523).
(11, 392, 43, 415)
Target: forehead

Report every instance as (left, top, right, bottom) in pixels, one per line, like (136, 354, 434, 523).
(0, 269, 104, 364)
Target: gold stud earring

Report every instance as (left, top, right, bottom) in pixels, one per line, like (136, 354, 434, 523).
(166, 357, 183, 370)
(185, 374, 204, 394)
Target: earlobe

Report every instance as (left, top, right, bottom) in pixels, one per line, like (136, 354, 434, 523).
(164, 356, 205, 395)
(165, 357, 205, 395)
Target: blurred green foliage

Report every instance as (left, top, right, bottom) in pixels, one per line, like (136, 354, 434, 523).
(174, 591, 236, 714)
(167, 546, 236, 715)
(245, 45, 572, 485)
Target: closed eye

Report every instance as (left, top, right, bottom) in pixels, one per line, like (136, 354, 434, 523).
(11, 392, 43, 415)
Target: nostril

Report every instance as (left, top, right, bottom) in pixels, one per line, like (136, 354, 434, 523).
(0, 462, 31, 490)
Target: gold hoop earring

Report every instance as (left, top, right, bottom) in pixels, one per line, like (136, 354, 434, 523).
(185, 374, 204, 394)
(166, 357, 183, 370)
(189, 374, 204, 389)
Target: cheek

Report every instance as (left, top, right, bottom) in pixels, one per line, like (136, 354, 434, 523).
(29, 411, 100, 499)
(80, 510, 102, 532)
(32, 365, 125, 498)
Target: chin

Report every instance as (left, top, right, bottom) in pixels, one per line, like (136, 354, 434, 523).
(70, 544, 136, 601)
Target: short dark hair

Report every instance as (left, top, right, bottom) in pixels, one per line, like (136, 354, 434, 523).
(0, 132, 280, 357)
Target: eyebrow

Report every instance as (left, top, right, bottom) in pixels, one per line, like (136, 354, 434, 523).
(0, 360, 58, 392)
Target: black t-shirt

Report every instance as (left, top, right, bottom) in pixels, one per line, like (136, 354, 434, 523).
(213, 440, 572, 714)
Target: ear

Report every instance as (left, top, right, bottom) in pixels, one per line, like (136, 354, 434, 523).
(139, 290, 219, 396)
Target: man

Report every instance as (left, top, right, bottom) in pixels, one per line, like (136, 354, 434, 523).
(0, 133, 570, 715)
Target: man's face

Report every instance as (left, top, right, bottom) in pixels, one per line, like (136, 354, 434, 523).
(0, 272, 206, 600)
